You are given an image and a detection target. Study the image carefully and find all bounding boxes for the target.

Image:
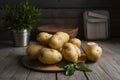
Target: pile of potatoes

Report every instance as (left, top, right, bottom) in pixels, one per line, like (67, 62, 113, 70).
(26, 32, 82, 64)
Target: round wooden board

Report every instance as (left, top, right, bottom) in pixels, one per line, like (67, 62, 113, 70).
(21, 54, 87, 72)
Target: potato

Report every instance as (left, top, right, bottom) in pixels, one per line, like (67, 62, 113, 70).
(38, 48, 63, 64)
(69, 38, 81, 48)
(85, 42, 102, 61)
(74, 45, 81, 57)
(26, 44, 43, 59)
(56, 32, 69, 42)
(49, 32, 70, 49)
(37, 32, 53, 46)
(62, 43, 81, 63)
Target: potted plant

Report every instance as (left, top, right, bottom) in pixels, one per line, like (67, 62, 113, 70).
(1, 0, 41, 47)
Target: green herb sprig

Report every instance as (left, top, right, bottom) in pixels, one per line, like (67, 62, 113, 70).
(58, 60, 92, 76)
(1, 0, 41, 31)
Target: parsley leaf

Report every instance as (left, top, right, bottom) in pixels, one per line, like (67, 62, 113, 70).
(58, 60, 92, 76)
(65, 64, 76, 76)
(76, 62, 92, 72)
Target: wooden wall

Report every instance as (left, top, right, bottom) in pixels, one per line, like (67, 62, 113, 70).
(0, 0, 120, 41)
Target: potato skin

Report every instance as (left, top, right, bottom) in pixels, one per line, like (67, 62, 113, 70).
(49, 32, 70, 49)
(69, 38, 81, 48)
(37, 32, 53, 46)
(74, 45, 81, 57)
(26, 44, 43, 59)
(62, 43, 81, 63)
(38, 48, 63, 64)
(56, 32, 69, 42)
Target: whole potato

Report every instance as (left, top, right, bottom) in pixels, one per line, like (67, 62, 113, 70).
(49, 32, 70, 49)
(69, 38, 81, 48)
(26, 44, 43, 59)
(62, 43, 81, 63)
(37, 32, 53, 46)
(38, 48, 63, 64)
(56, 32, 69, 42)
(85, 42, 102, 61)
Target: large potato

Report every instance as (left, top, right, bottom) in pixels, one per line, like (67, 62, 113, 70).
(62, 43, 81, 63)
(26, 44, 43, 59)
(69, 38, 81, 48)
(38, 48, 63, 64)
(37, 32, 53, 46)
(49, 32, 70, 49)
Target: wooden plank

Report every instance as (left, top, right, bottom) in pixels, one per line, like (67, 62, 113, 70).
(97, 41, 120, 61)
(87, 11, 108, 19)
(0, 48, 12, 62)
(57, 71, 87, 80)
(37, 18, 80, 25)
(9, 56, 30, 80)
(0, 0, 120, 8)
(83, 40, 120, 80)
(0, 9, 84, 18)
(97, 41, 120, 80)
(0, 50, 21, 80)
(10, 67, 30, 80)
(0, 41, 14, 47)
(0, 47, 30, 80)
(0, 51, 15, 72)
(27, 71, 56, 80)
(41, 9, 84, 18)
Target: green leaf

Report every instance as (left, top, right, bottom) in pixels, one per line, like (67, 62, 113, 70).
(58, 60, 70, 68)
(76, 62, 92, 72)
(58, 60, 92, 76)
(65, 64, 76, 76)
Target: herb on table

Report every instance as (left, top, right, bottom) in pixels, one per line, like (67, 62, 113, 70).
(58, 60, 92, 76)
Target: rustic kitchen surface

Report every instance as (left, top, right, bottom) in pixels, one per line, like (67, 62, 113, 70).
(0, 39, 120, 80)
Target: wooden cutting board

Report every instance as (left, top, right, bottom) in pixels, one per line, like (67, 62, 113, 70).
(21, 54, 87, 72)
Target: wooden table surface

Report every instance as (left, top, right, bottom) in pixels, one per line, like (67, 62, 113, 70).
(0, 39, 120, 80)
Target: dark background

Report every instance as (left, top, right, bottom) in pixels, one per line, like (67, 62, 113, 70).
(0, 0, 120, 41)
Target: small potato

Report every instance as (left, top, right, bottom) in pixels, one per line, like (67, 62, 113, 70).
(37, 32, 53, 46)
(69, 38, 81, 48)
(26, 44, 43, 59)
(49, 32, 70, 49)
(62, 43, 81, 63)
(38, 48, 63, 64)
(85, 42, 102, 61)
(56, 32, 69, 42)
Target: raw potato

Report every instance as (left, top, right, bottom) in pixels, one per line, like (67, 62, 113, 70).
(62, 43, 81, 63)
(69, 38, 81, 48)
(26, 44, 43, 59)
(49, 32, 70, 49)
(38, 48, 63, 64)
(37, 32, 53, 46)
(85, 42, 102, 61)
(56, 32, 69, 42)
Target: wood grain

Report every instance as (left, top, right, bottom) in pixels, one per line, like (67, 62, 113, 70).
(81, 41, 120, 80)
(0, 0, 120, 8)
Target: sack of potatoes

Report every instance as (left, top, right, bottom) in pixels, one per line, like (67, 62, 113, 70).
(26, 31, 102, 65)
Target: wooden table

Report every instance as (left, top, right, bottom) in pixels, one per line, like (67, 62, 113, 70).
(0, 39, 120, 80)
